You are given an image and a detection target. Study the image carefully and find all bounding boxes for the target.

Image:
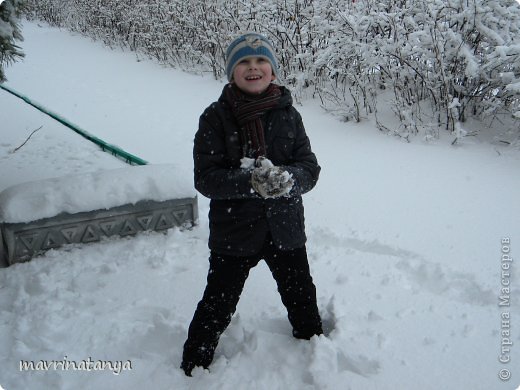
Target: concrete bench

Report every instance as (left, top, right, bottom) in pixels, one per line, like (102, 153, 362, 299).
(0, 164, 198, 266)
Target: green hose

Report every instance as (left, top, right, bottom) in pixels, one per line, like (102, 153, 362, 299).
(0, 84, 148, 165)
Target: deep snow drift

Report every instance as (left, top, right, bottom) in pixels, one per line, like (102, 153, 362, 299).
(0, 21, 520, 390)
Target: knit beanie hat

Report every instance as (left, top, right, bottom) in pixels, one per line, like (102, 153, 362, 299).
(225, 33, 279, 81)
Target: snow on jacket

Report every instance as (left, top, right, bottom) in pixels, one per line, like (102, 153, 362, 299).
(193, 84, 320, 256)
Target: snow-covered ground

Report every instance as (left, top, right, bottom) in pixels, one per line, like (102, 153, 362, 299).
(0, 85, 126, 192)
(1, 20, 520, 390)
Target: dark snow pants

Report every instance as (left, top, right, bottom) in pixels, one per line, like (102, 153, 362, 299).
(181, 239, 322, 375)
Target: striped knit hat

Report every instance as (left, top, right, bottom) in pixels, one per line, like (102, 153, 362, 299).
(225, 33, 279, 81)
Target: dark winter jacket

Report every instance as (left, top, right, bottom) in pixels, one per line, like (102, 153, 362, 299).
(193, 84, 320, 256)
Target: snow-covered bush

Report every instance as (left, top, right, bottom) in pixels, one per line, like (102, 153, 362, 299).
(24, 0, 520, 138)
(367, 0, 520, 134)
(0, 0, 25, 82)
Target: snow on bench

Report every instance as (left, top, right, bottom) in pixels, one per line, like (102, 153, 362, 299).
(0, 164, 198, 266)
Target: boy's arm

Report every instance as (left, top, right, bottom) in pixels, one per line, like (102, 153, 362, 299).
(193, 107, 258, 200)
(281, 110, 321, 195)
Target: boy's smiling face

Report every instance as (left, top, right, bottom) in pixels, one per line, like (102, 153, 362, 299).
(232, 57, 275, 95)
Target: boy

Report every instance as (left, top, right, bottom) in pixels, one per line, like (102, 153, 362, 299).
(181, 32, 323, 376)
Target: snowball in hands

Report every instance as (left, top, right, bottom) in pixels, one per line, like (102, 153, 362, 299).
(251, 157, 294, 198)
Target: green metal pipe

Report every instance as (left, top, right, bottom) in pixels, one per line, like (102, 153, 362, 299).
(0, 83, 148, 165)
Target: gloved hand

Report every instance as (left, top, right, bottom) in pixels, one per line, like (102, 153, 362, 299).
(251, 157, 294, 198)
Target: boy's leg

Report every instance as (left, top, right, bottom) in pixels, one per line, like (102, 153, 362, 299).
(264, 244, 323, 339)
(181, 252, 258, 375)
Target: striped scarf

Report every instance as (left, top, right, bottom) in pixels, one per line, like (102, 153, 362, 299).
(226, 83, 282, 158)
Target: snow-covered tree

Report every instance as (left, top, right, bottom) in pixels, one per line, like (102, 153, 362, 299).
(313, 0, 520, 135)
(24, 0, 520, 137)
(0, 0, 25, 82)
